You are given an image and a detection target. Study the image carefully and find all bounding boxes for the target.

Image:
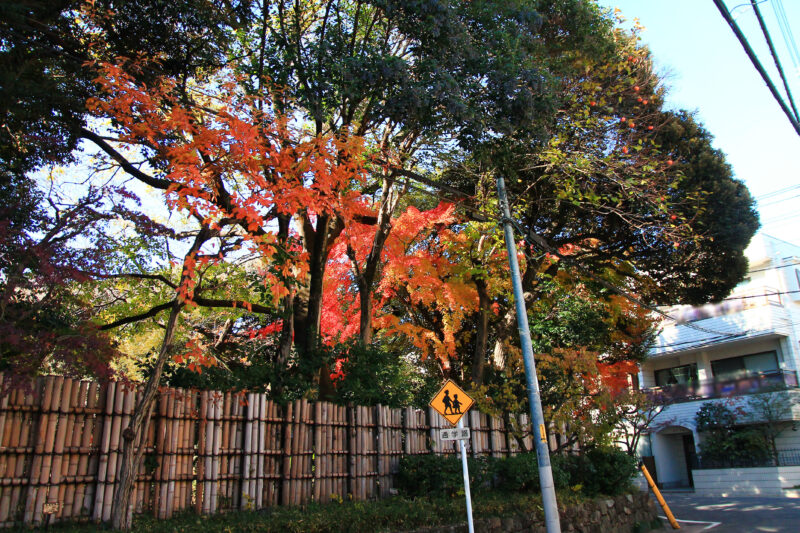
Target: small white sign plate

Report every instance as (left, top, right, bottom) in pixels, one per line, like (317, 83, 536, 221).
(440, 427, 470, 441)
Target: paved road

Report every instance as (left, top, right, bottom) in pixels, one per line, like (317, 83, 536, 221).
(655, 492, 800, 532)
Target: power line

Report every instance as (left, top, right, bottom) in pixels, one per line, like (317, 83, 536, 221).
(747, 260, 800, 273)
(750, 0, 800, 122)
(756, 184, 800, 200)
(655, 314, 800, 352)
(757, 193, 800, 207)
(719, 289, 800, 300)
(713, 0, 800, 136)
(772, 0, 800, 70)
(761, 211, 800, 226)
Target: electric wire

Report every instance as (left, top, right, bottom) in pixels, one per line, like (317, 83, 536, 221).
(772, 0, 800, 70)
(751, 0, 800, 122)
(756, 184, 800, 200)
(713, 0, 800, 136)
(757, 193, 800, 207)
(747, 260, 800, 273)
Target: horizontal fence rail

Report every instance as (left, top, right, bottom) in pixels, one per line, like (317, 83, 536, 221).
(0, 375, 546, 527)
(696, 448, 800, 469)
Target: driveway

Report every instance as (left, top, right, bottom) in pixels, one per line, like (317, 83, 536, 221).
(655, 492, 800, 532)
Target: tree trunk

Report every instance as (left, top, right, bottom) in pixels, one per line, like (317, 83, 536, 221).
(358, 288, 373, 345)
(110, 228, 211, 529)
(111, 303, 181, 529)
(471, 277, 490, 386)
(293, 213, 344, 399)
(352, 177, 400, 345)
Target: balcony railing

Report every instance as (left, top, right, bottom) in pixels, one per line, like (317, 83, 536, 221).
(695, 448, 800, 469)
(646, 369, 799, 402)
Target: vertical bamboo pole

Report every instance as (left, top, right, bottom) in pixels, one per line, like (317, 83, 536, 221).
(48, 378, 72, 522)
(280, 400, 293, 506)
(220, 392, 230, 510)
(80, 382, 100, 519)
(166, 389, 179, 515)
(313, 402, 322, 502)
(240, 393, 252, 509)
(0, 375, 10, 525)
(61, 380, 81, 521)
(10, 387, 31, 524)
(187, 390, 197, 510)
(289, 400, 300, 505)
(102, 382, 125, 522)
(155, 387, 170, 519)
(251, 394, 260, 509)
(211, 393, 222, 514)
(90, 381, 113, 522)
(254, 394, 263, 508)
(195, 391, 207, 515)
(201, 391, 211, 515)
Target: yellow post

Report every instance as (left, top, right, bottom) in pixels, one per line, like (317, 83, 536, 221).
(640, 462, 680, 529)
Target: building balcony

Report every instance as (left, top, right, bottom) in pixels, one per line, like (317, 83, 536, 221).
(645, 369, 799, 403)
(651, 301, 793, 357)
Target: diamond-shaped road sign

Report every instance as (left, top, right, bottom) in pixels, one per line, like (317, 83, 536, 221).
(429, 379, 474, 427)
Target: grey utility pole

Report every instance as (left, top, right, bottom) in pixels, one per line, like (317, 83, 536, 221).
(496, 176, 561, 533)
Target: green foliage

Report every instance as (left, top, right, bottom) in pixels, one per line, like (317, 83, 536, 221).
(43, 491, 592, 533)
(695, 402, 737, 432)
(555, 448, 638, 497)
(695, 402, 771, 466)
(490, 453, 569, 494)
(0, 1, 250, 180)
(330, 342, 440, 409)
(647, 111, 759, 304)
(396, 454, 491, 498)
(149, 344, 326, 403)
(398, 449, 636, 499)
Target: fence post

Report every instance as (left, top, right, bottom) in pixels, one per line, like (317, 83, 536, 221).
(427, 407, 437, 454)
(374, 405, 384, 497)
(91, 380, 113, 523)
(280, 400, 293, 506)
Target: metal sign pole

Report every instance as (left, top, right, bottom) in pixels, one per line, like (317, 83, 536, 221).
(496, 176, 562, 533)
(457, 418, 475, 533)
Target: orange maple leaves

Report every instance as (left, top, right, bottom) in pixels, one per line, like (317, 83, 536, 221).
(89, 60, 369, 316)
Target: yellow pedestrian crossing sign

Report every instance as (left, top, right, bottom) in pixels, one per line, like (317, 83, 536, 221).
(429, 379, 474, 427)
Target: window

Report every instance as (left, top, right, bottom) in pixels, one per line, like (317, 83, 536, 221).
(710, 351, 778, 381)
(655, 363, 698, 387)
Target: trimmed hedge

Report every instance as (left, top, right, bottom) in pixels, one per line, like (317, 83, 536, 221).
(397, 447, 636, 498)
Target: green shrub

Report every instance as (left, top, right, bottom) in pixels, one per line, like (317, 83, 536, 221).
(396, 454, 490, 497)
(556, 447, 637, 496)
(491, 453, 541, 492)
(489, 452, 570, 493)
(398, 448, 637, 499)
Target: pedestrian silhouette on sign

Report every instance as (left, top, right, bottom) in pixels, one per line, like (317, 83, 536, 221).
(442, 390, 453, 414)
(452, 394, 462, 414)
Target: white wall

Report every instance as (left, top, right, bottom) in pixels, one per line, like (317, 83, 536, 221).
(651, 430, 690, 488)
(692, 466, 800, 497)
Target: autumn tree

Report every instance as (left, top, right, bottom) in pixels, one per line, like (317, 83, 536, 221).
(230, 0, 617, 357)
(430, 23, 757, 388)
(0, 1, 250, 180)
(0, 173, 172, 384)
(78, 56, 377, 527)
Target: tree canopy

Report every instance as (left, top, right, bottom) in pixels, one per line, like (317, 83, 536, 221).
(0, 2, 760, 527)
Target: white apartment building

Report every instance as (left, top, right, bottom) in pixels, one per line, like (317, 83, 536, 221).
(639, 233, 800, 490)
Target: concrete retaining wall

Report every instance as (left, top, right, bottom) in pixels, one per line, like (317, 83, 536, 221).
(692, 466, 800, 497)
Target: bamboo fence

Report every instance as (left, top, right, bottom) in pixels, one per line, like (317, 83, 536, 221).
(0, 375, 548, 527)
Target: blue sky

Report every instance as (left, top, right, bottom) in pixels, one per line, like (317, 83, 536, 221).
(598, 0, 800, 243)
